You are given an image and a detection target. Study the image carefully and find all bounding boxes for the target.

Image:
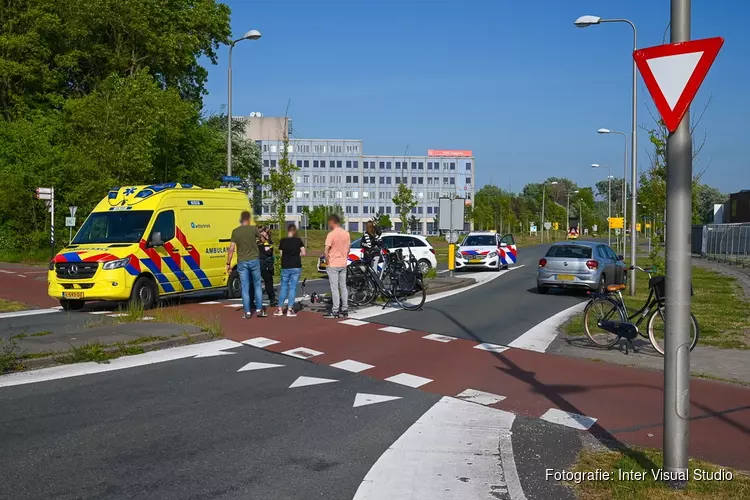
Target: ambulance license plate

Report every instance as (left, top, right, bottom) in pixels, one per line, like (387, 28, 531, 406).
(62, 291, 84, 299)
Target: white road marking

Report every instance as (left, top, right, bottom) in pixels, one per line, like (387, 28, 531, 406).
(224, 304, 240, 308)
(0, 308, 59, 319)
(385, 373, 432, 388)
(242, 337, 280, 348)
(194, 351, 236, 358)
(352, 397, 525, 500)
(508, 302, 587, 353)
(339, 319, 369, 326)
(0, 269, 16, 274)
(379, 326, 410, 334)
(455, 388, 506, 406)
(88, 310, 112, 315)
(17, 274, 27, 278)
(281, 347, 323, 359)
(474, 342, 510, 354)
(199, 301, 221, 305)
(348, 265, 525, 320)
(330, 359, 374, 373)
(108, 313, 128, 318)
(237, 361, 285, 372)
(353, 393, 402, 408)
(540, 408, 598, 430)
(288, 376, 337, 388)
(0, 339, 243, 388)
(141, 316, 155, 321)
(422, 333, 455, 343)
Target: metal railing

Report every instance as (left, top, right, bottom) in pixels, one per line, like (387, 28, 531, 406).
(700, 223, 750, 266)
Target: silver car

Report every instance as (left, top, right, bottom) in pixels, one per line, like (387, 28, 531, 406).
(536, 241, 626, 294)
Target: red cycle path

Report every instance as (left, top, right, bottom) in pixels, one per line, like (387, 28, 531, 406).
(3, 267, 749, 470)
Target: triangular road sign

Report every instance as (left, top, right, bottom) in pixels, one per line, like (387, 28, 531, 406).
(634, 37, 723, 133)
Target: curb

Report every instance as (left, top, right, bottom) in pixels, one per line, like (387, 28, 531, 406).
(425, 277, 475, 295)
(18, 331, 219, 372)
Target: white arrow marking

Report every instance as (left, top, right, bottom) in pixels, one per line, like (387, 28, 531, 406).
(194, 351, 236, 358)
(353, 393, 402, 408)
(288, 376, 337, 388)
(237, 362, 285, 372)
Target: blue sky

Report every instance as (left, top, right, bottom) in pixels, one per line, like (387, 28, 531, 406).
(202, 0, 747, 195)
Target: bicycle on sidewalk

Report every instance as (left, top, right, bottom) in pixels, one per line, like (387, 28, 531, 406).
(583, 265, 699, 355)
(346, 247, 426, 311)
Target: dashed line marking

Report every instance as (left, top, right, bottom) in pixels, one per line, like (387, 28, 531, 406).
(422, 333, 455, 343)
(0, 270, 16, 274)
(340, 319, 369, 326)
(199, 301, 221, 305)
(540, 408, 598, 430)
(330, 359, 374, 373)
(455, 388, 507, 406)
(89, 311, 112, 315)
(17, 274, 27, 278)
(242, 337, 280, 348)
(385, 373, 433, 388)
(281, 347, 324, 360)
(473, 342, 510, 354)
(379, 326, 410, 334)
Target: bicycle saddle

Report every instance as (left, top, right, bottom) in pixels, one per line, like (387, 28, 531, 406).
(606, 284, 626, 292)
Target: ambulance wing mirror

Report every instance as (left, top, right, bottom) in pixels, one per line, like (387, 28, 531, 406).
(149, 232, 164, 248)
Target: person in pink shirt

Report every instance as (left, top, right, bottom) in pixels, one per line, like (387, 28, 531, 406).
(323, 214, 351, 318)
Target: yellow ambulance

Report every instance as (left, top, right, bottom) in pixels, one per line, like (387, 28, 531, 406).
(48, 183, 250, 310)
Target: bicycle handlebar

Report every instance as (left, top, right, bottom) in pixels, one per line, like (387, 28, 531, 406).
(627, 265, 654, 277)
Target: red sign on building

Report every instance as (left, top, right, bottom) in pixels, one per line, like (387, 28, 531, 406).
(427, 149, 473, 157)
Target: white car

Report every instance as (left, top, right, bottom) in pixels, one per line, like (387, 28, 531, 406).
(455, 232, 518, 271)
(318, 233, 437, 275)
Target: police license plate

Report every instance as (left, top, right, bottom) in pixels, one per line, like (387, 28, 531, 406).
(469, 259, 483, 263)
(556, 274, 575, 281)
(62, 291, 84, 299)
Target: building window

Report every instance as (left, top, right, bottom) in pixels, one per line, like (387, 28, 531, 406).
(313, 144, 326, 154)
(296, 160, 302, 168)
(386, 161, 392, 169)
(270, 159, 277, 168)
(313, 160, 319, 168)
(353, 175, 359, 183)
(418, 177, 424, 184)
(379, 176, 385, 184)
(363, 177, 369, 184)
(379, 161, 385, 169)
(386, 177, 392, 184)
(353, 161, 359, 168)
(395, 161, 401, 169)
(263, 205, 270, 214)
(352, 206, 359, 214)
(386, 206, 392, 214)
(263, 174, 269, 181)
(412, 177, 417, 184)
(320, 160, 326, 168)
(303, 175, 310, 183)
(450, 162, 455, 170)
(263, 144, 269, 152)
(346, 144, 359, 154)
(427, 207, 433, 214)
(263, 160, 269, 168)
(346, 160, 352, 168)
(346, 176, 352, 183)
(303, 160, 309, 168)
(466, 177, 471, 185)
(270, 145, 277, 153)
(427, 162, 432, 170)
(450, 177, 455, 185)
(427, 178, 433, 185)
(287, 205, 293, 214)
(466, 162, 472, 170)
(411, 162, 417, 169)
(443, 177, 449, 185)
(369, 176, 375, 184)
(418, 162, 424, 169)
(411, 207, 416, 214)
(418, 207, 423, 214)
(337, 160, 342, 168)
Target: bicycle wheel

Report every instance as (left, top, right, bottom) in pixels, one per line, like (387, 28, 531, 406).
(647, 306, 700, 355)
(348, 275, 377, 306)
(394, 277, 426, 311)
(583, 296, 626, 348)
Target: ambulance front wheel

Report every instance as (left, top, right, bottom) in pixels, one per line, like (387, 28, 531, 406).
(227, 270, 241, 299)
(129, 276, 157, 310)
(59, 299, 85, 311)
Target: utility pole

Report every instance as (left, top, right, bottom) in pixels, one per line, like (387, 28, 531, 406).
(664, 0, 691, 487)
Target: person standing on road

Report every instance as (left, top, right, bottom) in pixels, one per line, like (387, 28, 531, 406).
(323, 214, 350, 319)
(361, 221, 382, 273)
(226, 211, 267, 319)
(276, 224, 306, 317)
(258, 226, 277, 307)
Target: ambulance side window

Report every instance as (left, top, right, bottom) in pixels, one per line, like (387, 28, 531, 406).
(150, 210, 175, 242)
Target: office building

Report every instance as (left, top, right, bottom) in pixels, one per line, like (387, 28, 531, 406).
(242, 115, 475, 234)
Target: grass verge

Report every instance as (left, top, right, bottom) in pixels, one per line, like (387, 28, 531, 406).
(571, 447, 750, 499)
(564, 260, 750, 350)
(0, 298, 28, 313)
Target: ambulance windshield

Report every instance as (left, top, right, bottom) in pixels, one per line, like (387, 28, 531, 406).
(72, 210, 154, 244)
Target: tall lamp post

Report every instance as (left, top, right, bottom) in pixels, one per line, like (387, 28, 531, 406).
(227, 29, 262, 177)
(597, 129, 628, 253)
(592, 164, 612, 247)
(577, 14, 638, 294)
(566, 189, 579, 234)
(541, 181, 558, 243)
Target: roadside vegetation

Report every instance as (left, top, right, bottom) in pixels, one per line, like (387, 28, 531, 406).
(564, 259, 750, 350)
(571, 446, 750, 499)
(0, 299, 28, 313)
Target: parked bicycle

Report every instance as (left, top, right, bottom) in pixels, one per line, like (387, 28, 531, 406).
(347, 247, 426, 311)
(583, 265, 699, 355)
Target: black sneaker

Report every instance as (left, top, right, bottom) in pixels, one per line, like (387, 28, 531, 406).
(256, 310, 267, 318)
(340, 311, 349, 318)
(323, 312, 339, 319)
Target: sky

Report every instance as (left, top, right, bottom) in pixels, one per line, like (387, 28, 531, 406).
(202, 0, 748, 195)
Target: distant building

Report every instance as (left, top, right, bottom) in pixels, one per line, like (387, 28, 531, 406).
(241, 115, 475, 234)
(728, 190, 750, 223)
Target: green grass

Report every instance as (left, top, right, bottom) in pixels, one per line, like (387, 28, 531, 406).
(571, 446, 750, 500)
(0, 299, 28, 313)
(564, 260, 750, 350)
(30, 330, 52, 337)
(152, 307, 223, 338)
(0, 248, 50, 265)
(0, 338, 25, 373)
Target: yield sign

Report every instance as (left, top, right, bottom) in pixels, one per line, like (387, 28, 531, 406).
(634, 37, 723, 133)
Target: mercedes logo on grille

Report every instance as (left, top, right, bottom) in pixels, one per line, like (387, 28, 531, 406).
(68, 264, 78, 275)
(563, 262, 568, 266)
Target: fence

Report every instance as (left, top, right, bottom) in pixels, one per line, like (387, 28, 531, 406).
(698, 223, 750, 266)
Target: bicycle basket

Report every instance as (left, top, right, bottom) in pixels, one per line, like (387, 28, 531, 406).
(649, 276, 693, 301)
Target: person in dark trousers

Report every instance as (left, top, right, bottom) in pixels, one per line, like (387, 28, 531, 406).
(250, 226, 276, 311)
(276, 224, 306, 317)
(226, 211, 266, 318)
(361, 221, 383, 273)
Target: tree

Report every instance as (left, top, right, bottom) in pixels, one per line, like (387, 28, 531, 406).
(265, 132, 299, 240)
(695, 184, 726, 224)
(407, 215, 421, 234)
(373, 213, 392, 231)
(392, 184, 417, 233)
(302, 205, 345, 230)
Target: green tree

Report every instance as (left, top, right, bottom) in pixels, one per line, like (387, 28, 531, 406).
(392, 184, 417, 233)
(373, 213, 392, 230)
(265, 133, 299, 240)
(302, 205, 345, 230)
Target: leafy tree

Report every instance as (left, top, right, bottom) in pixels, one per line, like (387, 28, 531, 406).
(392, 184, 417, 233)
(694, 184, 726, 224)
(407, 215, 421, 233)
(373, 213, 392, 231)
(265, 133, 299, 240)
(302, 205, 345, 230)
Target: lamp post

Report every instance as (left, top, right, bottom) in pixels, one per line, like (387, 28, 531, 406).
(597, 129, 628, 252)
(541, 181, 558, 243)
(227, 29, 262, 177)
(592, 164, 612, 247)
(566, 189, 579, 235)
(578, 200, 584, 235)
(578, 13, 638, 295)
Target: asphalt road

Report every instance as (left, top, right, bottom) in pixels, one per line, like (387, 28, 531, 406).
(365, 243, 589, 345)
(0, 344, 440, 500)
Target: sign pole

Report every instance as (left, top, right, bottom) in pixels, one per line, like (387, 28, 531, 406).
(449, 194, 454, 278)
(664, 0, 692, 486)
(50, 187, 55, 261)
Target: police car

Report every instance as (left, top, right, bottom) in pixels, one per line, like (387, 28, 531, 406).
(454, 231, 517, 271)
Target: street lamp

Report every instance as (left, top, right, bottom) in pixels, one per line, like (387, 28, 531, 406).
(578, 13, 638, 295)
(541, 181, 558, 243)
(592, 164, 612, 247)
(597, 128, 628, 252)
(227, 29, 262, 177)
(566, 189, 579, 235)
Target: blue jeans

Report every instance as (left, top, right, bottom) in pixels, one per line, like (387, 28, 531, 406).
(237, 259, 263, 314)
(278, 267, 302, 308)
